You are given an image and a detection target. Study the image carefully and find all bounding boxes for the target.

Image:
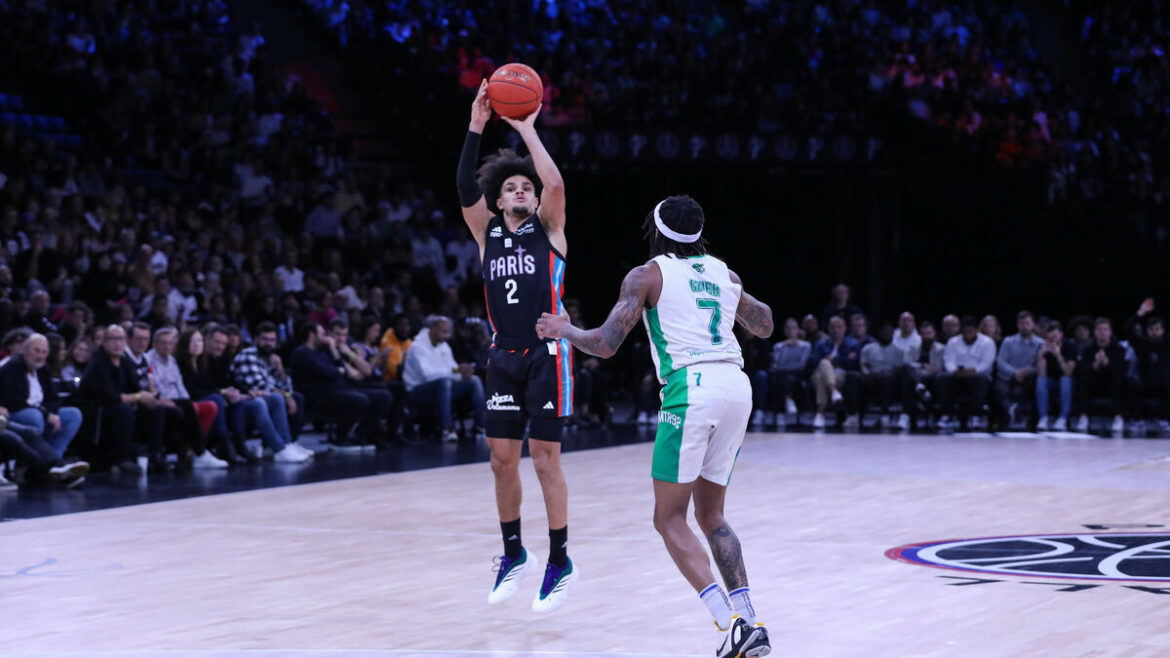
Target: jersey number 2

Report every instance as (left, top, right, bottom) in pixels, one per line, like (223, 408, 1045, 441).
(505, 279, 519, 305)
(696, 298, 722, 345)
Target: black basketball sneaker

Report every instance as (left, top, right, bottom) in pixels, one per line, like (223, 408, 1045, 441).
(715, 616, 771, 657)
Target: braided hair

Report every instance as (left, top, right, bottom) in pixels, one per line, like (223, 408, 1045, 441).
(642, 195, 709, 258)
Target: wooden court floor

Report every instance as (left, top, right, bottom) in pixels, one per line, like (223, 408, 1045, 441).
(2, 431, 1169, 657)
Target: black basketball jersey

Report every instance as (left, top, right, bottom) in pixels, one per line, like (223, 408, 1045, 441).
(481, 214, 565, 349)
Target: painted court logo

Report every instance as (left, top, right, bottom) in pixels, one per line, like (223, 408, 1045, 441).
(887, 532, 1170, 582)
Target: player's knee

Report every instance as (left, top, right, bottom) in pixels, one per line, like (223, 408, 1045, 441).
(652, 507, 684, 536)
(694, 508, 725, 535)
(531, 451, 560, 478)
(490, 450, 520, 474)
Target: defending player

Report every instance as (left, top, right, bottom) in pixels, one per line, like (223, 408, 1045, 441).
(535, 196, 773, 656)
(457, 80, 577, 613)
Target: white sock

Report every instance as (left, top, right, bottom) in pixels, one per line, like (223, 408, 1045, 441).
(728, 587, 757, 624)
(700, 583, 733, 629)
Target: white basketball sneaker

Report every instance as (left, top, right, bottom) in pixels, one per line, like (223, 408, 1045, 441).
(532, 557, 578, 613)
(488, 547, 531, 604)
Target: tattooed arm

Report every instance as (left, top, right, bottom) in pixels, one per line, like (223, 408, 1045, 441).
(536, 262, 660, 358)
(729, 270, 774, 339)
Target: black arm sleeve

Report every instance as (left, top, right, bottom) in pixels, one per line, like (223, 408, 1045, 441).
(457, 130, 484, 207)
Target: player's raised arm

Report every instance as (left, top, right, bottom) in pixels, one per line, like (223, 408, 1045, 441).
(457, 80, 495, 254)
(729, 270, 774, 338)
(536, 262, 661, 358)
(501, 106, 566, 247)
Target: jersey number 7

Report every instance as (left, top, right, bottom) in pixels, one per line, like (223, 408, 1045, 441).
(696, 298, 722, 345)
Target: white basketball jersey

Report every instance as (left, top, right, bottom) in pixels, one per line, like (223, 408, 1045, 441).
(642, 254, 743, 383)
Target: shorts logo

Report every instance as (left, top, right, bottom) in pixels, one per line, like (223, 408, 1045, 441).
(658, 410, 682, 429)
(542, 401, 554, 410)
(887, 532, 1170, 582)
(487, 393, 521, 411)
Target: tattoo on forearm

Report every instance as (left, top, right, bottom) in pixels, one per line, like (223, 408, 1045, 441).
(567, 268, 646, 357)
(736, 297, 774, 338)
(707, 522, 748, 590)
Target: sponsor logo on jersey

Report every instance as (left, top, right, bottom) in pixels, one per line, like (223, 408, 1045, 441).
(489, 244, 537, 280)
(658, 410, 683, 429)
(691, 263, 705, 274)
(489, 227, 503, 238)
(487, 392, 521, 411)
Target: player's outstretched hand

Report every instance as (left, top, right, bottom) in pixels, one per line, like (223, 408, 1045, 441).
(470, 80, 492, 131)
(536, 311, 568, 340)
(501, 103, 542, 132)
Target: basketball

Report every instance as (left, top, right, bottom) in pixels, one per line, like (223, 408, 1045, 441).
(487, 63, 543, 119)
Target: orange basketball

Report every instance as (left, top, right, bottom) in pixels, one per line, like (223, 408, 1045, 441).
(486, 63, 543, 119)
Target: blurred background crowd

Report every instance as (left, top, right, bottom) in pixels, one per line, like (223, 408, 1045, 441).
(0, 0, 1167, 486)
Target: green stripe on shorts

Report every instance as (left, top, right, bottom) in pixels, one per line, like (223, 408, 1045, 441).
(652, 367, 689, 482)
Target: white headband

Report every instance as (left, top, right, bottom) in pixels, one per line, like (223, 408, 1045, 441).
(653, 200, 701, 243)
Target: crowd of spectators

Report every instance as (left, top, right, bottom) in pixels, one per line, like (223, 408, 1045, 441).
(737, 284, 1170, 436)
(307, 0, 1170, 225)
(0, 1, 516, 489)
(1, 2, 1168, 490)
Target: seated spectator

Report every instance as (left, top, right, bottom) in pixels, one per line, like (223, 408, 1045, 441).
(401, 315, 484, 442)
(146, 327, 228, 468)
(203, 324, 309, 462)
(980, 314, 1004, 347)
(940, 314, 961, 344)
(79, 325, 165, 475)
(290, 321, 393, 449)
(850, 313, 875, 349)
(1129, 314, 1170, 432)
(1067, 316, 1095, 354)
(994, 311, 1043, 429)
(378, 313, 413, 382)
(61, 336, 94, 382)
(177, 329, 250, 464)
(229, 321, 306, 441)
(0, 333, 84, 460)
(809, 315, 860, 430)
(0, 328, 31, 367)
(60, 301, 90, 346)
(23, 290, 58, 335)
(800, 314, 826, 345)
(937, 316, 996, 430)
(123, 323, 153, 388)
(892, 312, 921, 354)
(898, 320, 945, 430)
(1074, 317, 1127, 433)
(765, 318, 810, 424)
(329, 318, 376, 382)
(354, 317, 388, 380)
(1036, 321, 1077, 431)
(46, 332, 71, 397)
(0, 410, 88, 486)
(821, 283, 864, 332)
(859, 324, 903, 426)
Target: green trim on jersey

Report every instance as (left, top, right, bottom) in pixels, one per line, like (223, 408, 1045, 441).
(645, 306, 674, 380)
(652, 367, 689, 482)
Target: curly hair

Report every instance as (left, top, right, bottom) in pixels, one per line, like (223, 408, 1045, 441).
(475, 148, 541, 213)
(642, 195, 709, 258)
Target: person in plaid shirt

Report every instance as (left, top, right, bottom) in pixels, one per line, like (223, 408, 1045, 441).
(229, 322, 305, 439)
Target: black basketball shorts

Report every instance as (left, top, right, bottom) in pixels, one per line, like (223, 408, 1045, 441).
(485, 340, 574, 440)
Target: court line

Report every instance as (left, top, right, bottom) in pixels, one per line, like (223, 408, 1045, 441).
(0, 646, 702, 650)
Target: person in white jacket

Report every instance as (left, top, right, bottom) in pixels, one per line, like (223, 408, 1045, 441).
(402, 315, 485, 442)
(936, 315, 996, 430)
